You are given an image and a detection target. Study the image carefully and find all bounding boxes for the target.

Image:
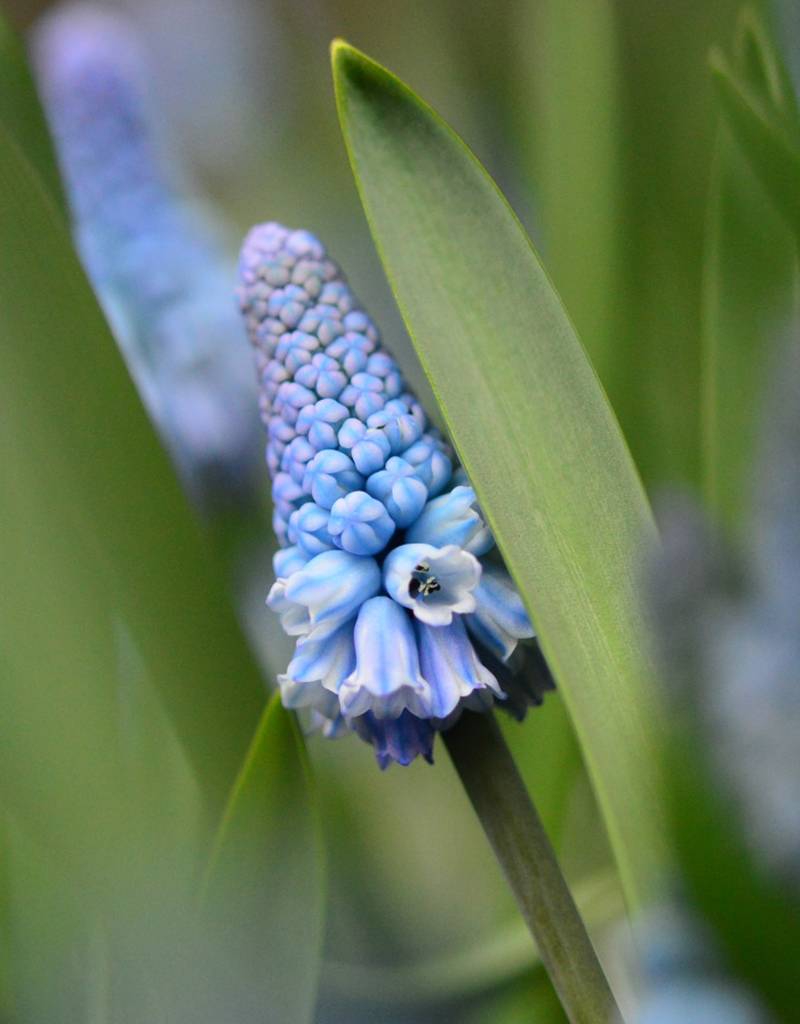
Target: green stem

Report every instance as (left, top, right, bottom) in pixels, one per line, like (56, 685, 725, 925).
(443, 711, 620, 1024)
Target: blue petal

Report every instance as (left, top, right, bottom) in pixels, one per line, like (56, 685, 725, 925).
(465, 565, 534, 661)
(416, 616, 504, 719)
(273, 545, 310, 579)
(338, 597, 431, 718)
(279, 549, 380, 639)
(352, 710, 435, 768)
(406, 484, 493, 554)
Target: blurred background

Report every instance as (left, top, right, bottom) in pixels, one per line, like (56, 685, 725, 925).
(2, 0, 794, 1022)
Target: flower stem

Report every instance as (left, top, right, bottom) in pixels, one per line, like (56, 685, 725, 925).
(443, 711, 620, 1024)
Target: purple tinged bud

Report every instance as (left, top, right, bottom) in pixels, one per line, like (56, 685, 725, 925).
(281, 436, 316, 485)
(289, 502, 335, 556)
(273, 544, 310, 579)
(274, 331, 320, 374)
(352, 711, 434, 769)
(303, 449, 363, 509)
(366, 456, 429, 527)
(295, 398, 349, 451)
(294, 353, 348, 399)
(274, 381, 316, 426)
(337, 417, 367, 451)
(340, 372, 386, 420)
(326, 332, 375, 375)
(328, 490, 396, 555)
(351, 429, 392, 475)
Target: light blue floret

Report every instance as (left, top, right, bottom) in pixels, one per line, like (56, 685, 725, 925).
(406, 484, 493, 554)
(268, 549, 381, 641)
(465, 565, 535, 661)
(416, 616, 504, 719)
(338, 597, 430, 719)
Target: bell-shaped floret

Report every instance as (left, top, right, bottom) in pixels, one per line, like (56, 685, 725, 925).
(406, 484, 493, 555)
(266, 549, 380, 640)
(338, 597, 431, 719)
(279, 623, 356, 720)
(465, 565, 535, 661)
(384, 543, 481, 626)
(416, 616, 505, 719)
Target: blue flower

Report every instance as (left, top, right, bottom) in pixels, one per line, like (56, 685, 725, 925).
(33, 4, 258, 510)
(239, 222, 550, 766)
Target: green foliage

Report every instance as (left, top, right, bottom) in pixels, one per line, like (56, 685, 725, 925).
(0, 46, 325, 1020)
(202, 694, 325, 1024)
(710, 21, 800, 240)
(0, 11, 65, 211)
(703, 7, 799, 531)
(332, 41, 667, 910)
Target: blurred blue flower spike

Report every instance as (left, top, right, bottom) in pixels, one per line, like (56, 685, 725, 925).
(32, 2, 260, 510)
(240, 222, 550, 766)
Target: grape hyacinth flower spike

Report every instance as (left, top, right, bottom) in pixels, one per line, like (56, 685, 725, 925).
(33, 2, 260, 509)
(239, 222, 551, 767)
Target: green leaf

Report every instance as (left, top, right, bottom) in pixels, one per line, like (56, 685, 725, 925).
(515, 0, 623, 406)
(332, 42, 667, 908)
(667, 719, 800, 1023)
(709, 44, 800, 239)
(0, 120, 265, 840)
(0, 10, 65, 211)
(703, 14, 798, 532)
(201, 695, 325, 1024)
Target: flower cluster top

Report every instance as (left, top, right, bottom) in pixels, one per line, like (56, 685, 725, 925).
(33, 2, 258, 506)
(239, 223, 548, 766)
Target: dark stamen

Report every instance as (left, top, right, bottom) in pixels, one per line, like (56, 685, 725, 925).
(409, 562, 441, 600)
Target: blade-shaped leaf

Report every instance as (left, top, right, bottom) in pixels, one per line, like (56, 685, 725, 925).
(201, 695, 325, 1024)
(710, 44, 800, 238)
(0, 11, 65, 210)
(332, 42, 666, 908)
(703, 12, 799, 531)
(0, 120, 265, 828)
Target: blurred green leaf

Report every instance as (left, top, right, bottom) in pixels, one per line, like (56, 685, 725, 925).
(201, 694, 325, 1024)
(332, 42, 666, 909)
(0, 10, 65, 210)
(667, 722, 800, 1024)
(703, 11, 798, 532)
(0, 120, 265, 846)
(710, 42, 800, 238)
(515, 0, 623, 402)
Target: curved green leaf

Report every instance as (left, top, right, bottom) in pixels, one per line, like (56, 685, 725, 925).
(0, 11, 65, 210)
(0, 121, 265, 832)
(703, 12, 798, 531)
(201, 695, 325, 1024)
(710, 44, 800, 239)
(332, 42, 666, 908)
